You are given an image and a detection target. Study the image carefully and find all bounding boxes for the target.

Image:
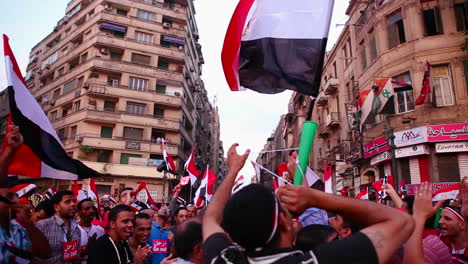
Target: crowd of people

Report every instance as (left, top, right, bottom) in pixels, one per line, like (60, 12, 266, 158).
(1, 126, 468, 264)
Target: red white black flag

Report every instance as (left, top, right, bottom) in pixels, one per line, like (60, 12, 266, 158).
(222, 0, 334, 96)
(161, 139, 176, 172)
(194, 167, 217, 207)
(2, 35, 102, 180)
(184, 145, 200, 185)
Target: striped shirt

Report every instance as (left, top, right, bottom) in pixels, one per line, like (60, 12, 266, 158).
(0, 220, 32, 264)
(36, 215, 81, 264)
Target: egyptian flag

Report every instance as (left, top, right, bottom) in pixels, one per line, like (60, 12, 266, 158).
(194, 167, 216, 206)
(44, 187, 57, 200)
(232, 175, 248, 193)
(161, 139, 177, 173)
(72, 181, 87, 202)
(133, 181, 156, 204)
(356, 188, 369, 200)
(305, 167, 321, 188)
(432, 183, 460, 202)
(323, 161, 332, 193)
(2, 35, 102, 180)
(179, 175, 190, 186)
(11, 183, 37, 204)
(415, 62, 431, 105)
(184, 145, 200, 186)
(222, 0, 334, 96)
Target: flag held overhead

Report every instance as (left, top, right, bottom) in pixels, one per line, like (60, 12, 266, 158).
(222, 0, 335, 96)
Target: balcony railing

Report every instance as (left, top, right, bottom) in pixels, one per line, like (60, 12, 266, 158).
(326, 112, 340, 128)
(316, 92, 328, 106)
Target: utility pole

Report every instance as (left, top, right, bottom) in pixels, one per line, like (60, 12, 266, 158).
(384, 115, 399, 187)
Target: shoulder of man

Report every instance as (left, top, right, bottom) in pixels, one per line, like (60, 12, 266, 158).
(35, 217, 53, 230)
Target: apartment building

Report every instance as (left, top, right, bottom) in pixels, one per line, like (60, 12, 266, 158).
(310, 0, 468, 196)
(23, 0, 216, 201)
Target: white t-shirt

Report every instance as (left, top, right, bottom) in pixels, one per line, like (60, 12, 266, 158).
(78, 224, 105, 264)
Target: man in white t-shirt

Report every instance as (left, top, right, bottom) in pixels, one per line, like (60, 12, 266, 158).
(77, 198, 105, 264)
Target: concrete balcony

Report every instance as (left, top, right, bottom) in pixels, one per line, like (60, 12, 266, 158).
(323, 78, 339, 95)
(95, 34, 185, 60)
(128, 0, 187, 20)
(315, 92, 328, 106)
(85, 81, 182, 108)
(75, 133, 179, 156)
(82, 160, 166, 178)
(120, 112, 181, 131)
(326, 112, 340, 129)
(92, 57, 184, 83)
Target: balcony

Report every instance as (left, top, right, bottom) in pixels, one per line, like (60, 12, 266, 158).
(318, 125, 330, 138)
(82, 161, 168, 178)
(323, 78, 339, 95)
(315, 92, 328, 106)
(85, 81, 182, 107)
(326, 112, 340, 129)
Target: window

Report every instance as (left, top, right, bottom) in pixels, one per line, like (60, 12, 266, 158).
(432, 64, 455, 107)
(97, 150, 112, 163)
(116, 9, 128, 16)
(423, 8, 443, 36)
(57, 127, 67, 140)
(100, 126, 113, 138)
(81, 52, 88, 63)
(73, 101, 81, 112)
(70, 126, 77, 137)
(393, 72, 414, 113)
(120, 153, 142, 164)
(126, 102, 146, 115)
(333, 62, 337, 78)
(464, 60, 468, 91)
(108, 75, 121, 86)
(53, 89, 61, 99)
(151, 129, 166, 142)
(77, 76, 85, 88)
(123, 127, 144, 140)
(360, 42, 367, 70)
(369, 31, 378, 62)
(129, 77, 149, 91)
(110, 52, 123, 61)
(158, 60, 169, 70)
(114, 31, 125, 38)
(347, 38, 353, 58)
(135, 31, 153, 44)
(62, 108, 68, 117)
(455, 3, 468, 32)
(104, 101, 116, 112)
(156, 84, 167, 94)
(63, 79, 77, 94)
(131, 53, 151, 65)
(342, 46, 349, 67)
(137, 9, 156, 22)
(160, 39, 171, 48)
(153, 105, 164, 118)
(438, 154, 460, 182)
(41, 52, 59, 69)
(50, 110, 57, 121)
(387, 11, 406, 49)
(57, 67, 65, 77)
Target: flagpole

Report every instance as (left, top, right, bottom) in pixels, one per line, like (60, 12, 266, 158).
(253, 162, 290, 185)
(205, 165, 209, 205)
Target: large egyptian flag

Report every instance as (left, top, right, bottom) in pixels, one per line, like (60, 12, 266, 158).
(161, 139, 177, 173)
(194, 167, 217, 207)
(415, 62, 431, 105)
(184, 145, 200, 186)
(2, 35, 102, 180)
(222, 0, 334, 96)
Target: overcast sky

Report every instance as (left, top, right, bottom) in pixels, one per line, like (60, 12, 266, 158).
(0, 0, 349, 178)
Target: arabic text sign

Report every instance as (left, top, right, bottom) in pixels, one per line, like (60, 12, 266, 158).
(428, 124, 468, 142)
(363, 136, 390, 158)
(405, 182, 456, 196)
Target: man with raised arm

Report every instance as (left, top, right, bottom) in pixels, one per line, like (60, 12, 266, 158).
(202, 143, 414, 264)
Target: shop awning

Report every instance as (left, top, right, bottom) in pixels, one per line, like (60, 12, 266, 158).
(99, 22, 127, 33)
(162, 35, 185, 45)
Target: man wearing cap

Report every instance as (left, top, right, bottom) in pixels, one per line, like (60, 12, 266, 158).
(0, 126, 52, 263)
(149, 206, 173, 264)
(439, 206, 468, 263)
(203, 144, 414, 264)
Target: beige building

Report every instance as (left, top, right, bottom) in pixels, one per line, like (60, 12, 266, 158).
(23, 0, 216, 201)
(310, 0, 468, 196)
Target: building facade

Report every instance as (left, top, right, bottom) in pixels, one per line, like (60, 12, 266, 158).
(310, 0, 468, 196)
(22, 0, 218, 201)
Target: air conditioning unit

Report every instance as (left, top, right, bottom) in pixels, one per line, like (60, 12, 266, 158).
(163, 22, 171, 29)
(174, 92, 181, 96)
(353, 167, 359, 176)
(111, 79, 119, 86)
(75, 135, 83, 142)
(48, 100, 55, 106)
(100, 48, 110, 55)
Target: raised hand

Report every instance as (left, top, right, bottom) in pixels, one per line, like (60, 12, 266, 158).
(160, 254, 179, 264)
(5, 125, 23, 151)
(276, 185, 314, 215)
(134, 245, 151, 264)
(413, 182, 444, 221)
(226, 143, 250, 173)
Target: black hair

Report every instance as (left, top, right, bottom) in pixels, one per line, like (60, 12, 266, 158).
(175, 207, 188, 217)
(52, 190, 74, 205)
(109, 204, 133, 223)
(77, 198, 93, 211)
(35, 199, 55, 217)
(402, 196, 415, 215)
(221, 184, 280, 252)
(341, 215, 362, 234)
(295, 224, 337, 251)
(175, 219, 202, 260)
(133, 212, 151, 225)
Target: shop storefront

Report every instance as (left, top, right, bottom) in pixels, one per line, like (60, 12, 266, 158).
(362, 136, 391, 182)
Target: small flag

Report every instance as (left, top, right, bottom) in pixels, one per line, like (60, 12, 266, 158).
(11, 183, 37, 204)
(194, 167, 216, 206)
(415, 62, 431, 105)
(133, 181, 156, 204)
(44, 187, 57, 200)
(323, 161, 332, 193)
(356, 188, 369, 200)
(221, 0, 334, 96)
(72, 181, 87, 202)
(305, 167, 321, 188)
(432, 183, 460, 202)
(184, 145, 200, 185)
(2, 35, 103, 180)
(162, 139, 177, 173)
